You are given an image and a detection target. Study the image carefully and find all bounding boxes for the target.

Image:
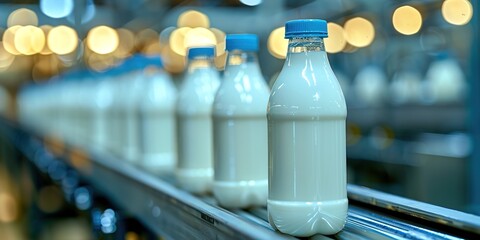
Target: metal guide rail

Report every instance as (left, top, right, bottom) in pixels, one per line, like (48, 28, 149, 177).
(2, 119, 480, 240)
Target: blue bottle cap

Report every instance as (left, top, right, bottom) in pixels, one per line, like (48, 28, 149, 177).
(285, 19, 328, 39)
(187, 47, 215, 59)
(226, 34, 259, 51)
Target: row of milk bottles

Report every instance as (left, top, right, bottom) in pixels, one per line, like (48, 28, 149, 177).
(18, 20, 347, 237)
(17, 56, 178, 173)
(342, 52, 466, 108)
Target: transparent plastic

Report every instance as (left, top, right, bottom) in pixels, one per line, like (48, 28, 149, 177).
(176, 55, 220, 194)
(212, 50, 269, 208)
(267, 37, 348, 236)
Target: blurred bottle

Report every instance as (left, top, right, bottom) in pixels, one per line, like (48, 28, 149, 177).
(212, 34, 269, 208)
(352, 64, 388, 107)
(422, 52, 466, 104)
(91, 70, 115, 152)
(267, 19, 347, 236)
(389, 61, 422, 105)
(176, 47, 220, 194)
(138, 56, 177, 174)
(106, 65, 129, 155)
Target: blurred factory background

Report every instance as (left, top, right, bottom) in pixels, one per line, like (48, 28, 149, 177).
(0, 0, 477, 239)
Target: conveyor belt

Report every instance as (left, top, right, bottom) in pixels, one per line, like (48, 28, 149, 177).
(2, 119, 480, 240)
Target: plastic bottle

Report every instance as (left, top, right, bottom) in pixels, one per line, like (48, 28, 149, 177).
(212, 34, 269, 208)
(176, 47, 220, 194)
(352, 64, 387, 107)
(91, 70, 114, 151)
(267, 19, 348, 236)
(138, 56, 177, 174)
(423, 52, 466, 104)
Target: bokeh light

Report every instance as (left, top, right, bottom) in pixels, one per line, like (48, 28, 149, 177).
(14, 25, 45, 55)
(0, 193, 18, 223)
(115, 28, 135, 58)
(392, 6, 423, 35)
(7, 8, 38, 27)
(0, 44, 15, 71)
(268, 27, 288, 59)
(135, 28, 158, 50)
(159, 27, 176, 45)
(442, 0, 473, 26)
(344, 17, 375, 48)
(184, 27, 217, 50)
(3, 26, 22, 55)
(210, 28, 226, 56)
(177, 10, 210, 28)
(48, 25, 78, 55)
(40, 0, 74, 18)
(86, 26, 119, 55)
(169, 27, 191, 56)
(39, 25, 53, 55)
(324, 23, 347, 53)
(161, 44, 185, 73)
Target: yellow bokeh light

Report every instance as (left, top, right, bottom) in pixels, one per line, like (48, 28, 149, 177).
(3, 26, 21, 55)
(344, 17, 375, 48)
(214, 52, 227, 70)
(184, 27, 217, 50)
(40, 25, 53, 55)
(0, 44, 15, 70)
(7, 8, 38, 27)
(177, 10, 210, 28)
(169, 27, 191, 56)
(115, 28, 135, 58)
(442, 0, 473, 26)
(324, 23, 346, 53)
(86, 26, 119, 55)
(142, 40, 162, 56)
(161, 44, 185, 73)
(0, 193, 18, 223)
(87, 53, 115, 72)
(14, 25, 45, 55)
(210, 28, 226, 56)
(392, 6, 423, 35)
(159, 27, 176, 45)
(135, 28, 158, 49)
(268, 27, 288, 59)
(48, 26, 78, 55)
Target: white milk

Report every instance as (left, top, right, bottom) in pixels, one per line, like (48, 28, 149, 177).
(139, 66, 177, 174)
(92, 75, 114, 151)
(390, 71, 422, 105)
(176, 48, 220, 194)
(212, 41, 269, 208)
(423, 57, 466, 103)
(267, 20, 347, 236)
(353, 65, 387, 107)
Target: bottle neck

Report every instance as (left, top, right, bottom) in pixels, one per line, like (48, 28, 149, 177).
(225, 50, 262, 75)
(187, 56, 215, 73)
(287, 37, 326, 54)
(226, 50, 258, 66)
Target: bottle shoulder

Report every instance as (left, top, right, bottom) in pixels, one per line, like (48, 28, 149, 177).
(213, 70, 269, 116)
(268, 55, 347, 117)
(177, 73, 220, 115)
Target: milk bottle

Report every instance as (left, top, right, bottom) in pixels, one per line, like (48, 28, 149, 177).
(176, 47, 220, 194)
(267, 19, 348, 236)
(116, 55, 145, 162)
(352, 64, 387, 107)
(212, 34, 269, 208)
(139, 56, 177, 174)
(423, 52, 466, 103)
